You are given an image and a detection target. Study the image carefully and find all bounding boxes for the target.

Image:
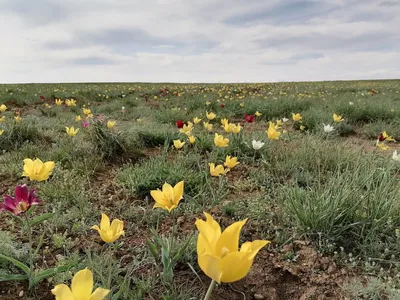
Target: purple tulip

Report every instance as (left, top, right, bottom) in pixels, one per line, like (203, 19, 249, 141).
(0, 185, 40, 215)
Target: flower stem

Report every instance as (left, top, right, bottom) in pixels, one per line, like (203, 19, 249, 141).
(204, 280, 217, 300)
(24, 214, 33, 287)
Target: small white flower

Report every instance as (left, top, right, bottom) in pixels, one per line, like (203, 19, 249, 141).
(349, 101, 354, 105)
(323, 123, 334, 133)
(252, 140, 265, 150)
(282, 117, 289, 123)
(392, 150, 400, 162)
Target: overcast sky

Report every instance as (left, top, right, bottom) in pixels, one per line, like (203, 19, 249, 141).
(0, 0, 399, 83)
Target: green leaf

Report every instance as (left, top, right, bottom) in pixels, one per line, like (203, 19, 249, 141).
(29, 213, 53, 227)
(146, 239, 159, 262)
(0, 273, 29, 281)
(172, 235, 193, 265)
(30, 264, 74, 288)
(0, 253, 30, 275)
(33, 232, 45, 258)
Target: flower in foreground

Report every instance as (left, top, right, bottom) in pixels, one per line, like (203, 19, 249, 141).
(209, 163, 227, 177)
(22, 158, 55, 182)
(0, 104, 7, 112)
(51, 268, 110, 300)
(66, 126, 79, 137)
(173, 139, 185, 149)
(150, 181, 184, 212)
(252, 140, 265, 150)
(266, 125, 281, 140)
(323, 124, 334, 133)
(333, 113, 344, 123)
(107, 120, 116, 129)
(224, 156, 240, 169)
(195, 212, 269, 283)
(376, 142, 389, 151)
(392, 150, 400, 162)
(0, 184, 40, 215)
(382, 131, 396, 142)
(292, 113, 302, 122)
(214, 133, 229, 148)
(206, 112, 216, 120)
(91, 213, 124, 243)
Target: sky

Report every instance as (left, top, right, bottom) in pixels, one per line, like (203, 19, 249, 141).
(0, 0, 399, 83)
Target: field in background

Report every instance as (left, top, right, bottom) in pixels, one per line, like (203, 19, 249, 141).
(1, 80, 400, 299)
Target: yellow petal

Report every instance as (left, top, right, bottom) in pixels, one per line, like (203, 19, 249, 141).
(100, 213, 110, 230)
(91, 225, 101, 233)
(51, 284, 74, 300)
(216, 219, 247, 256)
(150, 190, 170, 207)
(219, 251, 252, 283)
(89, 288, 110, 300)
(173, 181, 184, 203)
(240, 240, 270, 259)
(162, 183, 174, 202)
(110, 219, 124, 238)
(23, 159, 34, 177)
(71, 268, 93, 300)
(198, 254, 223, 283)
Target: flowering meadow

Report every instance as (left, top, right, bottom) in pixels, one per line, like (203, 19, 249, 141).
(1, 81, 400, 299)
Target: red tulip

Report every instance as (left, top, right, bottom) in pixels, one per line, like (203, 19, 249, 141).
(176, 120, 184, 128)
(0, 185, 40, 215)
(378, 133, 385, 142)
(221, 103, 225, 108)
(244, 114, 255, 123)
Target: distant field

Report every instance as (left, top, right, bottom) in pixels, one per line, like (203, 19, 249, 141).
(1, 80, 400, 299)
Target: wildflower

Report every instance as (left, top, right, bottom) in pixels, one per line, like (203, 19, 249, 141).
(209, 163, 227, 176)
(176, 120, 184, 128)
(206, 101, 211, 106)
(14, 115, 21, 122)
(0, 130, 3, 136)
(221, 103, 225, 108)
(0, 184, 40, 215)
(0, 116, 5, 122)
(282, 117, 289, 122)
(244, 114, 255, 123)
(275, 119, 283, 127)
(83, 108, 91, 116)
(195, 212, 269, 283)
(188, 135, 196, 144)
(214, 133, 229, 148)
(333, 113, 344, 123)
(91, 213, 124, 243)
(0, 104, 7, 112)
(55, 99, 63, 106)
(150, 181, 184, 212)
(224, 156, 240, 169)
(323, 124, 334, 133)
(179, 122, 193, 135)
(22, 158, 55, 182)
(220, 118, 229, 126)
(292, 113, 302, 122)
(75, 115, 82, 122)
(266, 125, 281, 140)
(82, 121, 89, 128)
(377, 142, 389, 151)
(268, 121, 279, 131)
(393, 150, 400, 162)
(87, 113, 94, 119)
(232, 123, 242, 134)
(65, 99, 77, 107)
(255, 111, 262, 117)
(107, 120, 116, 129)
(383, 131, 396, 142)
(222, 122, 235, 133)
(66, 126, 79, 137)
(193, 117, 202, 124)
(51, 268, 110, 300)
(203, 122, 213, 131)
(45, 103, 52, 109)
(252, 140, 265, 150)
(300, 125, 306, 131)
(173, 139, 185, 149)
(206, 112, 216, 120)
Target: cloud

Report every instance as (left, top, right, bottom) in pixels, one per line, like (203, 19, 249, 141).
(0, 0, 399, 83)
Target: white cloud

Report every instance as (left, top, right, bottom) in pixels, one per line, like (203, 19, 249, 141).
(0, 0, 399, 83)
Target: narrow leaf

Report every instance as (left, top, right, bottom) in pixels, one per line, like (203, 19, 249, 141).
(0, 253, 30, 275)
(30, 213, 53, 227)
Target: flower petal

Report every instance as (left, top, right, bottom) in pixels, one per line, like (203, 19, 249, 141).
(150, 190, 170, 207)
(15, 185, 28, 202)
(51, 284, 75, 300)
(71, 268, 93, 300)
(219, 251, 252, 283)
(216, 219, 247, 256)
(88, 288, 110, 300)
(173, 181, 184, 204)
(240, 240, 270, 259)
(162, 183, 174, 202)
(110, 219, 124, 238)
(198, 254, 223, 283)
(100, 213, 110, 230)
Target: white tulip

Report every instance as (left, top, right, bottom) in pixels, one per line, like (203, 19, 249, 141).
(282, 117, 289, 122)
(323, 124, 334, 133)
(252, 140, 265, 150)
(392, 150, 400, 162)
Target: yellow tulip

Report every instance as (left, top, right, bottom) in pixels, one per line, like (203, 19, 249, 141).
(382, 131, 395, 142)
(51, 268, 109, 300)
(224, 156, 240, 169)
(179, 122, 193, 135)
(0, 116, 5, 122)
(222, 122, 235, 133)
(66, 126, 79, 137)
(220, 118, 229, 126)
(300, 125, 306, 131)
(55, 99, 63, 106)
(75, 115, 82, 122)
(65, 99, 77, 107)
(214, 133, 229, 148)
(206, 111, 216, 120)
(193, 117, 202, 124)
(83, 108, 91, 116)
(255, 111, 262, 117)
(0, 104, 7, 112)
(150, 181, 184, 212)
(196, 212, 269, 283)
(14, 115, 21, 122)
(107, 120, 116, 129)
(292, 113, 302, 122)
(173, 139, 185, 149)
(231, 123, 242, 134)
(203, 122, 213, 132)
(22, 158, 55, 182)
(0, 129, 4, 135)
(268, 121, 279, 131)
(206, 101, 211, 106)
(91, 213, 124, 243)
(188, 135, 196, 144)
(333, 113, 344, 123)
(266, 126, 281, 140)
(45, 103, 52, 109)
(209, 163, 227, 177)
